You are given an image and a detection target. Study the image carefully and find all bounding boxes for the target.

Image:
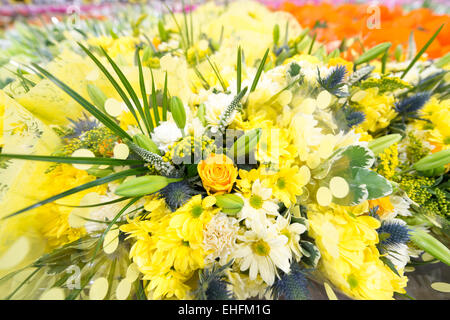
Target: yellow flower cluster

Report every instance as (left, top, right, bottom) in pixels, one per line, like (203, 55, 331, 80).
(37, 164, 105, 249)
(353, 88, 397, 133)
(307, 203, 407, 300)
(413, 97, 450, 153)
(376, 143, 399, 180)
(121, 195, 219, 299)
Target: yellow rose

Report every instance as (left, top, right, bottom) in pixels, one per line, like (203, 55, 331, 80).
(198, 153, 238, 195)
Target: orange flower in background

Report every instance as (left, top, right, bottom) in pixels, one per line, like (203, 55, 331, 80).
(280, 2, 450, 60)
(369, 197, 394, 219)
(198, 153, 238, 195)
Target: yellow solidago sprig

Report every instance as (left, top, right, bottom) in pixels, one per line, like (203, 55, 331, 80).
(376, 143, 399, 180)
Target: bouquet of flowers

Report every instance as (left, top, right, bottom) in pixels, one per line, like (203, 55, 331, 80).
(0, 0, 449, 300)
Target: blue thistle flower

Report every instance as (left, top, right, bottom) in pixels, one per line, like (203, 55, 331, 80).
(318, 65, 348, 96)
(270, 262, 310, 300)
(194, 262, 234, 300)
(377, 220, 410, 248)
(345, 109, 366, 128)
(158, 180, 198, 211)
(65, 113, 99, 139)
(395, 92, 431, 115)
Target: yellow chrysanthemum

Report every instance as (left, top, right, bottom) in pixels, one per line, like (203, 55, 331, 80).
(307, 204, 407, 300)
(413, 97, 450, 152)
(170, 195, 219, 244)
(37, 164, 105, 249)
(262, 165, 309, 207)
(354, 88, 397, 133)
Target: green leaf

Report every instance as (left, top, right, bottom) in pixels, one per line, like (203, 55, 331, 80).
(162, 72, 169, 121)
(150, 69, 160, 127)
(300, 241, 321, 268)
(135, 48, 153, 134)
(91, 197, 141, 264)
(78, 43, 144, 134)
(215, 194, 244, 215)
(2, 167, 147, 219)
(380, 256, 401, 277)
(237, 46, 242, 93)
(354, 42, 391, 65)
(230, 128, 261, 160)
(330, 145, 375, 171)
(250, 49, 269, 92)
(0, 153, 144, 166)
(97, 45, 146, 134)
(55, 196, 130, 208)
(352, 167, 393, 199)
(401, 24, 444, 79)
(31, 63, 132, 141)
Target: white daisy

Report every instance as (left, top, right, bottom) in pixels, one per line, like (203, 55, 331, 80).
(233, 224, 291, 285)
(238, 179, 280, 230)
(274, 215, 307, 261)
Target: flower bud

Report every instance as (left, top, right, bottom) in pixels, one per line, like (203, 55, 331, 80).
(215, 194, 244, 215)
(133, 134, 160, 155)
(115, 175, 182, 197)
(413, 149, 450, 172)
(86, 84, 107, 112)
(231, 128, 262, 159)
(169, 96, 186, 130)
(368, 134, 402, 155)
(410, 228, 450, 266)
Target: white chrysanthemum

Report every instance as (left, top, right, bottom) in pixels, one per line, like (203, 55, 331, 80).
(151, 121, 182, 153)
(203, 213, 239, 266)
(203, 92, 234, 126)
(238, 179, 279, 230)
(233, 224, 291, 285)
(274, 215, 307, 261)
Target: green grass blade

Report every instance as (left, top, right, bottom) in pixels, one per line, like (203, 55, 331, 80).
(31, 63, 131, 141)
(78, 43, 144, 134)
(0, 153, 144, 166)
(2, 167, 146, 220)
(91, 197, 141, 263)
(250, 49, 269, 92)
(55, 196, 130, 208)
(135, 48, 153, 134)
(308, 33, 317, 55)
(206, 55, 227, 91)
(237, 46, 242, 93)
(162, 72, 169, 121)
(150, 69, 160, 126)
(101, 46, 146, 129)
(401, 24, 444, 79)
